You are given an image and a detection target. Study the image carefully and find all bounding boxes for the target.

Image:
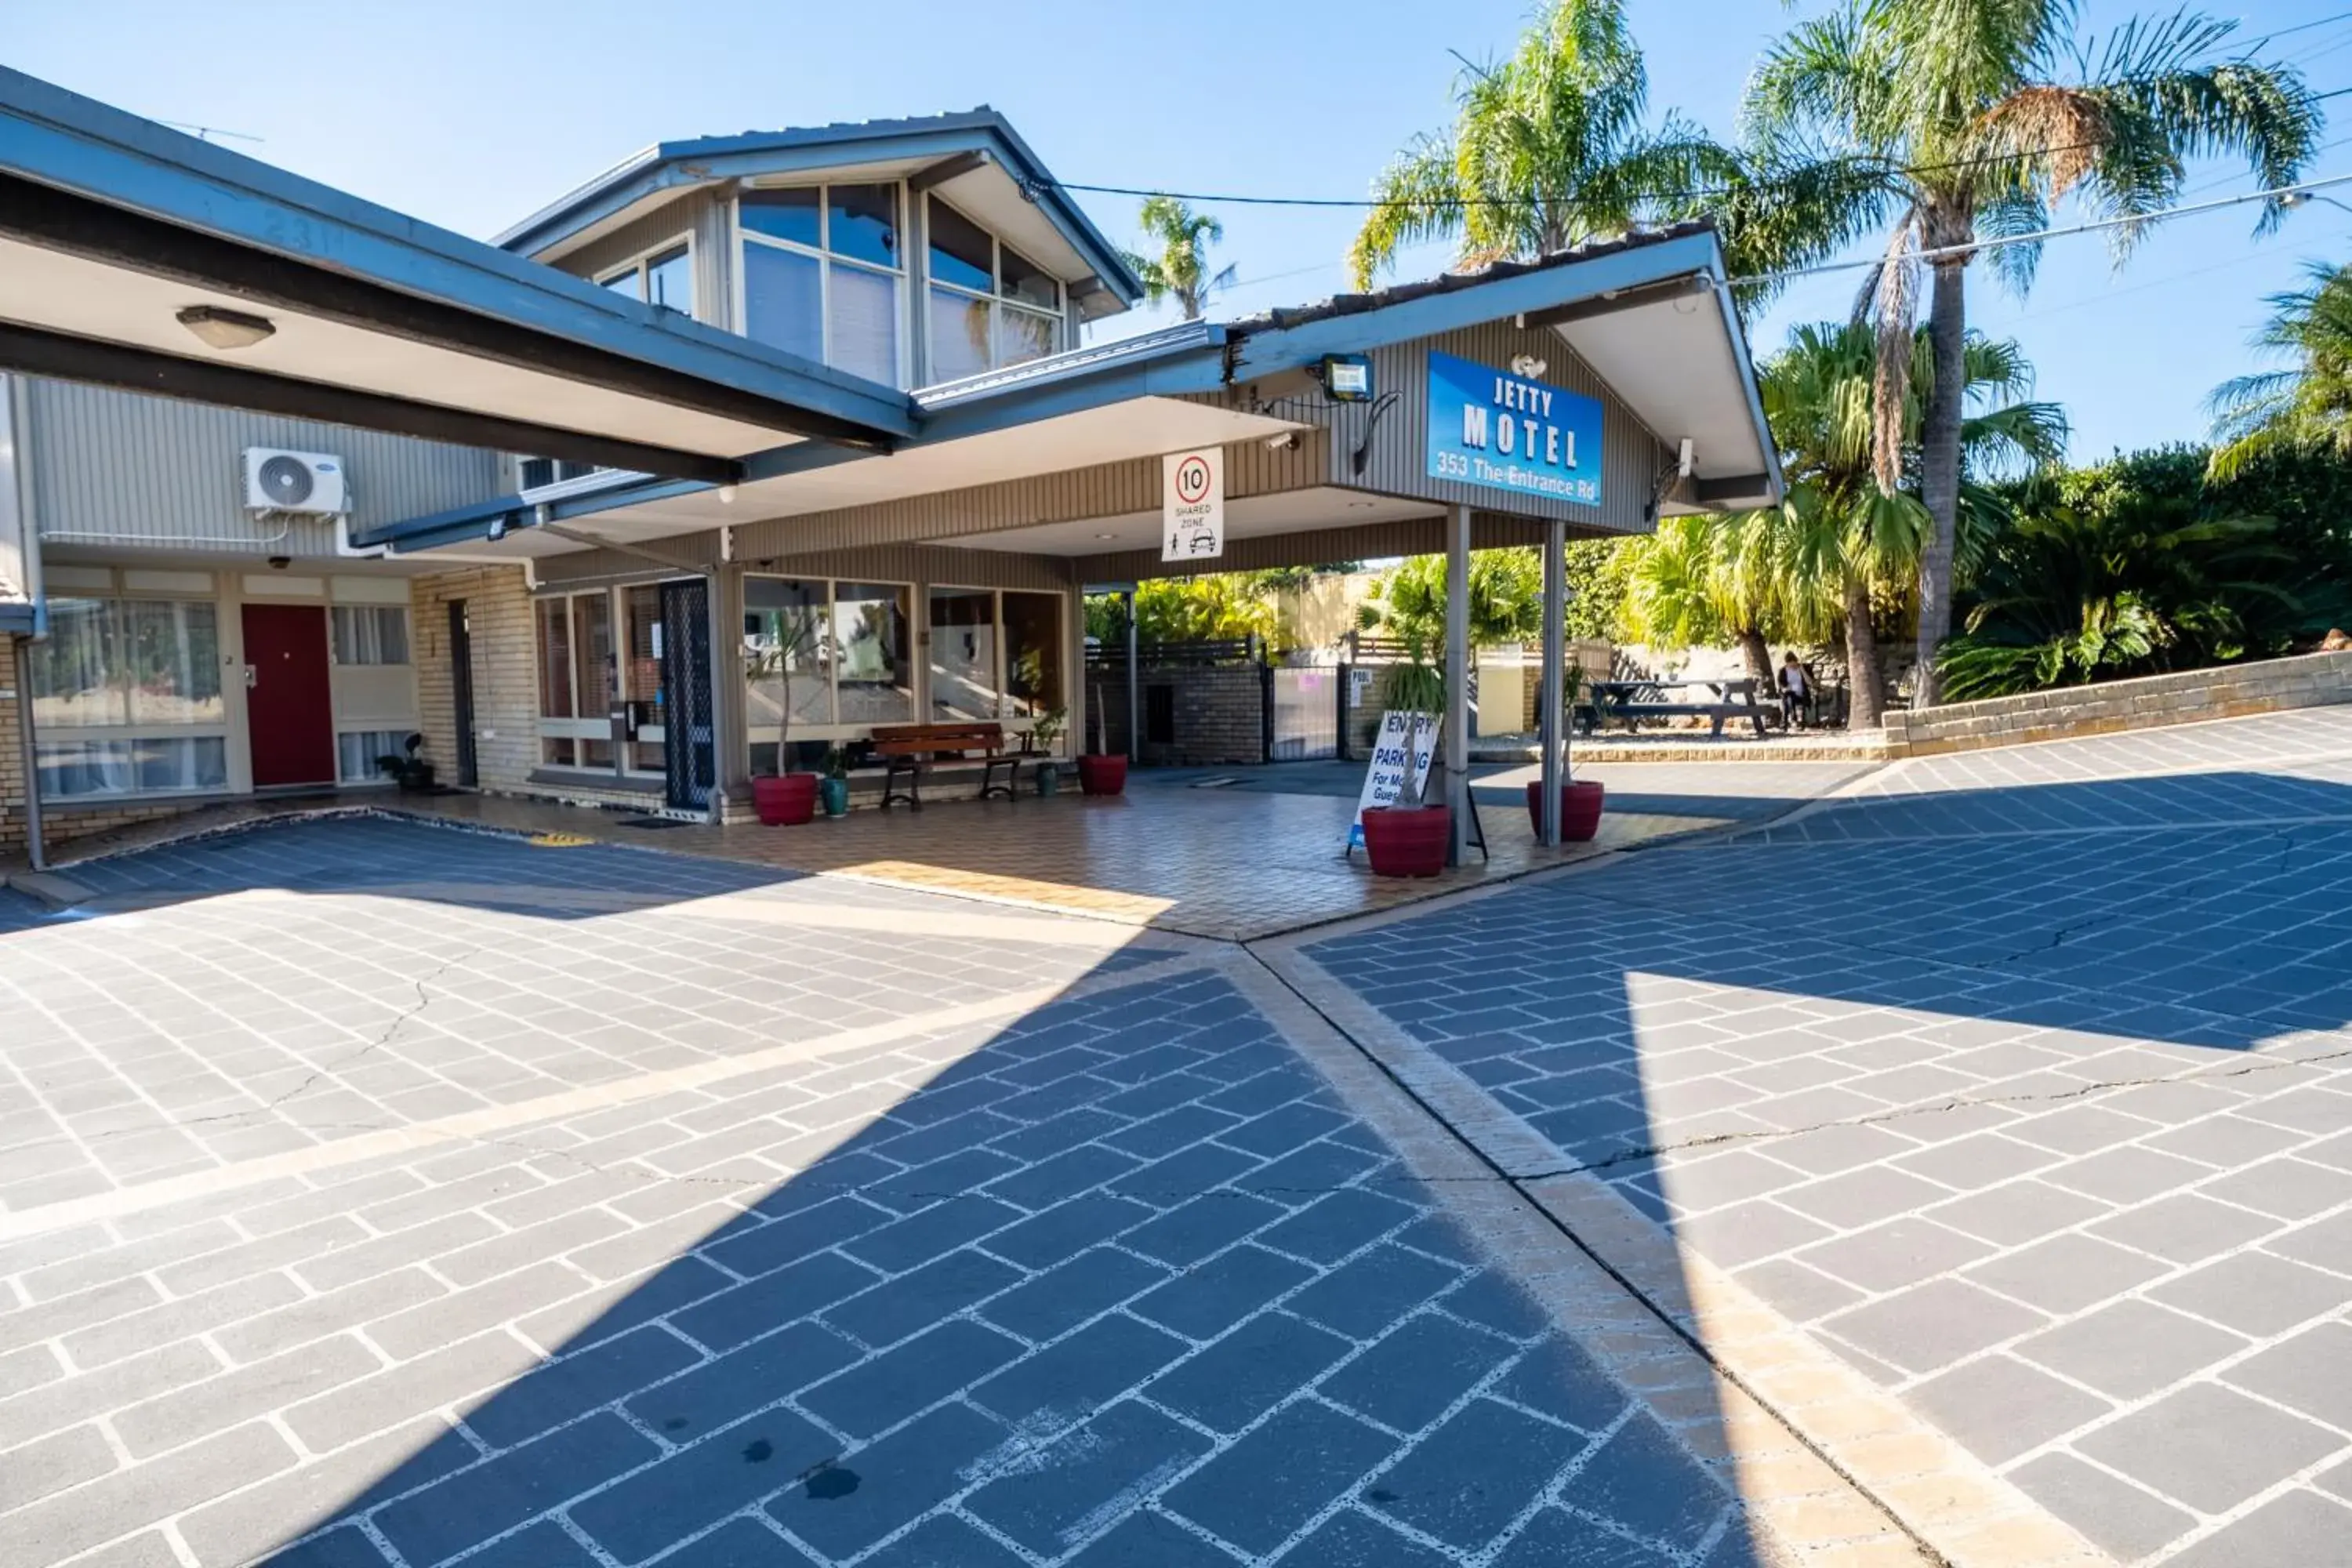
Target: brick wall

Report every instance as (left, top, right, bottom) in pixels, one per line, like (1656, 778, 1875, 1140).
(408, 565, 537, 792)
(1087, 662, 1265, 767)
(1885, 649, 2352, 757)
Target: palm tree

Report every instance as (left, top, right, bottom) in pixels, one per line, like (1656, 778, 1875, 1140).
(1346, 0, 1742, 289)
(1122, 196, 1236, 321)
(2209, 260, 2352, 480)
(1740, 322, 2066, 725)
(1744, 3, 2320, 706)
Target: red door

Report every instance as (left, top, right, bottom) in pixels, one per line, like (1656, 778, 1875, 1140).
(242, 603, 337, 787)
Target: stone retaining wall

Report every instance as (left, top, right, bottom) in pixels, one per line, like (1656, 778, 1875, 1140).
(1883, 648, 2352, 756)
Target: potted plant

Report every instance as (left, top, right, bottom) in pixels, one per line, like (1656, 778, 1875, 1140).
(1076, 666, 1127, 796)
(1359, 658, 1450, 877)
(1526, 663, 1605, 840)
(818, 745, 851, 818)
(747, 611, 822, 826)
(1029, 706, 1067, 796)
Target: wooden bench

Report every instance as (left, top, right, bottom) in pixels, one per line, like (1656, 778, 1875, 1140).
(868, 722, 1020, 810)
(1589, 679, 1769, 739)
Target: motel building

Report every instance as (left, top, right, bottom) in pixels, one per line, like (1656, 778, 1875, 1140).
(0, 65, 1780, 869)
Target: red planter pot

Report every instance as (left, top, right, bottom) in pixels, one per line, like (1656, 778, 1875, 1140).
(1361, 804, 1452, 877)
(1526, 779, 1606, 842)
(1076, 754, 1128, 796)
(752, 772, 818, 826)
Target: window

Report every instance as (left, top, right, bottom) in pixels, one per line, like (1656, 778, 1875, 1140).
(338, 730, 412, 785)
(597, 240, 693, 316)
(1003, 591, 1065, 718)
(928, 589, 999, 723)
(742, 576, 913, 771)
(29, 596, 227, 800)
(739, 184, 904, 387)
(517, 456, 605, 492)
(330, 606, 409, 666)
(924, 589, 1065, 733)
(533, 586, 669, 775)
(924, 195, 1064, 384)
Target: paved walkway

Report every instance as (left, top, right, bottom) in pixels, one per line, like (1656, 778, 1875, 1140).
(1300, 707, 2352, 1566)
(0, 806, 1912, 1568)
(10, 713, 2352, 1568)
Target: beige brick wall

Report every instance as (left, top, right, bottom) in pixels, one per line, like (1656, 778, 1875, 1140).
(1886, 649, 2352, 757)
(408, 565, 537, 792)
(0, 633, 21, 855)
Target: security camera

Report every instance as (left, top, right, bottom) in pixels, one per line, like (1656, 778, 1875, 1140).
(1677, 437, 1695, 479)
(1265, 432, 1301, 452)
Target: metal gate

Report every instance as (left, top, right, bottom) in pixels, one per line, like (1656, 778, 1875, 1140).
(658, 577, 717, 812)
(1269, 666, 1339, 760)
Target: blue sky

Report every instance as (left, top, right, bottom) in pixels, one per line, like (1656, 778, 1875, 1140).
(9, 0, 2350, 461)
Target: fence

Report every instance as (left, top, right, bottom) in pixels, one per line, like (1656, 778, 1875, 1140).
(1083, 637, 1379, 767)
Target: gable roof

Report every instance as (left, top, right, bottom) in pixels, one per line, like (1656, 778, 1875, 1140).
(492, 110, 1145, 307)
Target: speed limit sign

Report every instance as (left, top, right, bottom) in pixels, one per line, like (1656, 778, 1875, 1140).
(1162, 448, 1225, 562)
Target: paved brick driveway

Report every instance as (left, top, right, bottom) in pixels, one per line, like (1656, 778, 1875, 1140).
(0, 818, 1886, 1568)
(1302, 708, 2352, 1566)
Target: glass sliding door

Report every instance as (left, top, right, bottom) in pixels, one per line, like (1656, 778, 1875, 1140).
(927, 589, 999, 722)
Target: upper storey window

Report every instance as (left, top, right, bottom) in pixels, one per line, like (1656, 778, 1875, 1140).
(597, 241, 692, 316)
(739, 184, 904, 387)
(925, 196, 1064, 384)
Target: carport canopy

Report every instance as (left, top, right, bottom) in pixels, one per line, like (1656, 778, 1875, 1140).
(0, 66, 916, 488)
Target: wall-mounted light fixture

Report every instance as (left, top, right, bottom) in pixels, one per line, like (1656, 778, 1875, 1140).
(176, 305, 275, 350)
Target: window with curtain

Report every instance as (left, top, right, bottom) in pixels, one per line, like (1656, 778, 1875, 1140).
(28, 597, 227, 800)
(740, 184, 904, 387)
(330, 606, 409, 666)
(923, 195, 1064, 385)
(338, 730, 412, 784)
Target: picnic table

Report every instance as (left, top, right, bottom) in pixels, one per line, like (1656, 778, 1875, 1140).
(1587, 677, 1770, 739)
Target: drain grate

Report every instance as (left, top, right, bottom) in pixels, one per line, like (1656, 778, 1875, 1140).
(615, 817, 694, 830)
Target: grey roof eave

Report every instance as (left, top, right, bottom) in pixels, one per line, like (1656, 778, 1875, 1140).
(492, 111, 1145, 306)
(0, 66, 920, 443)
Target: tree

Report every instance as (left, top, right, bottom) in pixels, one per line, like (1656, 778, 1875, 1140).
(1615, 510, 1825, 688)
(1737, 321, 2064, 724)
(1358, 550, 1544, 654)
(1122, 196, 1236, 321)
(1346, 0, 1739, 289)
(2209, 260, 2352, 481)
(1085, 577, 1276, 647)
(1744, 2, 2320, 706)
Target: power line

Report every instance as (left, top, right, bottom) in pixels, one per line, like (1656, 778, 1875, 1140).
(1051, 107, 2352, 215)
(1729, 169, 2352, 287)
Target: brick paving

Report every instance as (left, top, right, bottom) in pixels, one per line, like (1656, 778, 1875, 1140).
(1301, 708, 2352, 1566)
(0, 814, 1907, 1568)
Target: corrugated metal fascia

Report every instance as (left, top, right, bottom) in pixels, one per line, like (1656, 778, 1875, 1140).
(724, 429, 1327, 559)
(1316, 322, 1662, 533)
(734, 543, 1070, 593)
(25, 379, 501, 558)
(1068, 508, 1623, 585)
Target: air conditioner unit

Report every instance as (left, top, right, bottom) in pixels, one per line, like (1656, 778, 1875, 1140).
(243, 448, 347, 515)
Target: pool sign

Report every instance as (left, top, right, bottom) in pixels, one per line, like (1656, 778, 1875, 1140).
(1425, 350, 1604, 506)
(1348, 709, 1439, 850)
(1163, 448, 1225, 562)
